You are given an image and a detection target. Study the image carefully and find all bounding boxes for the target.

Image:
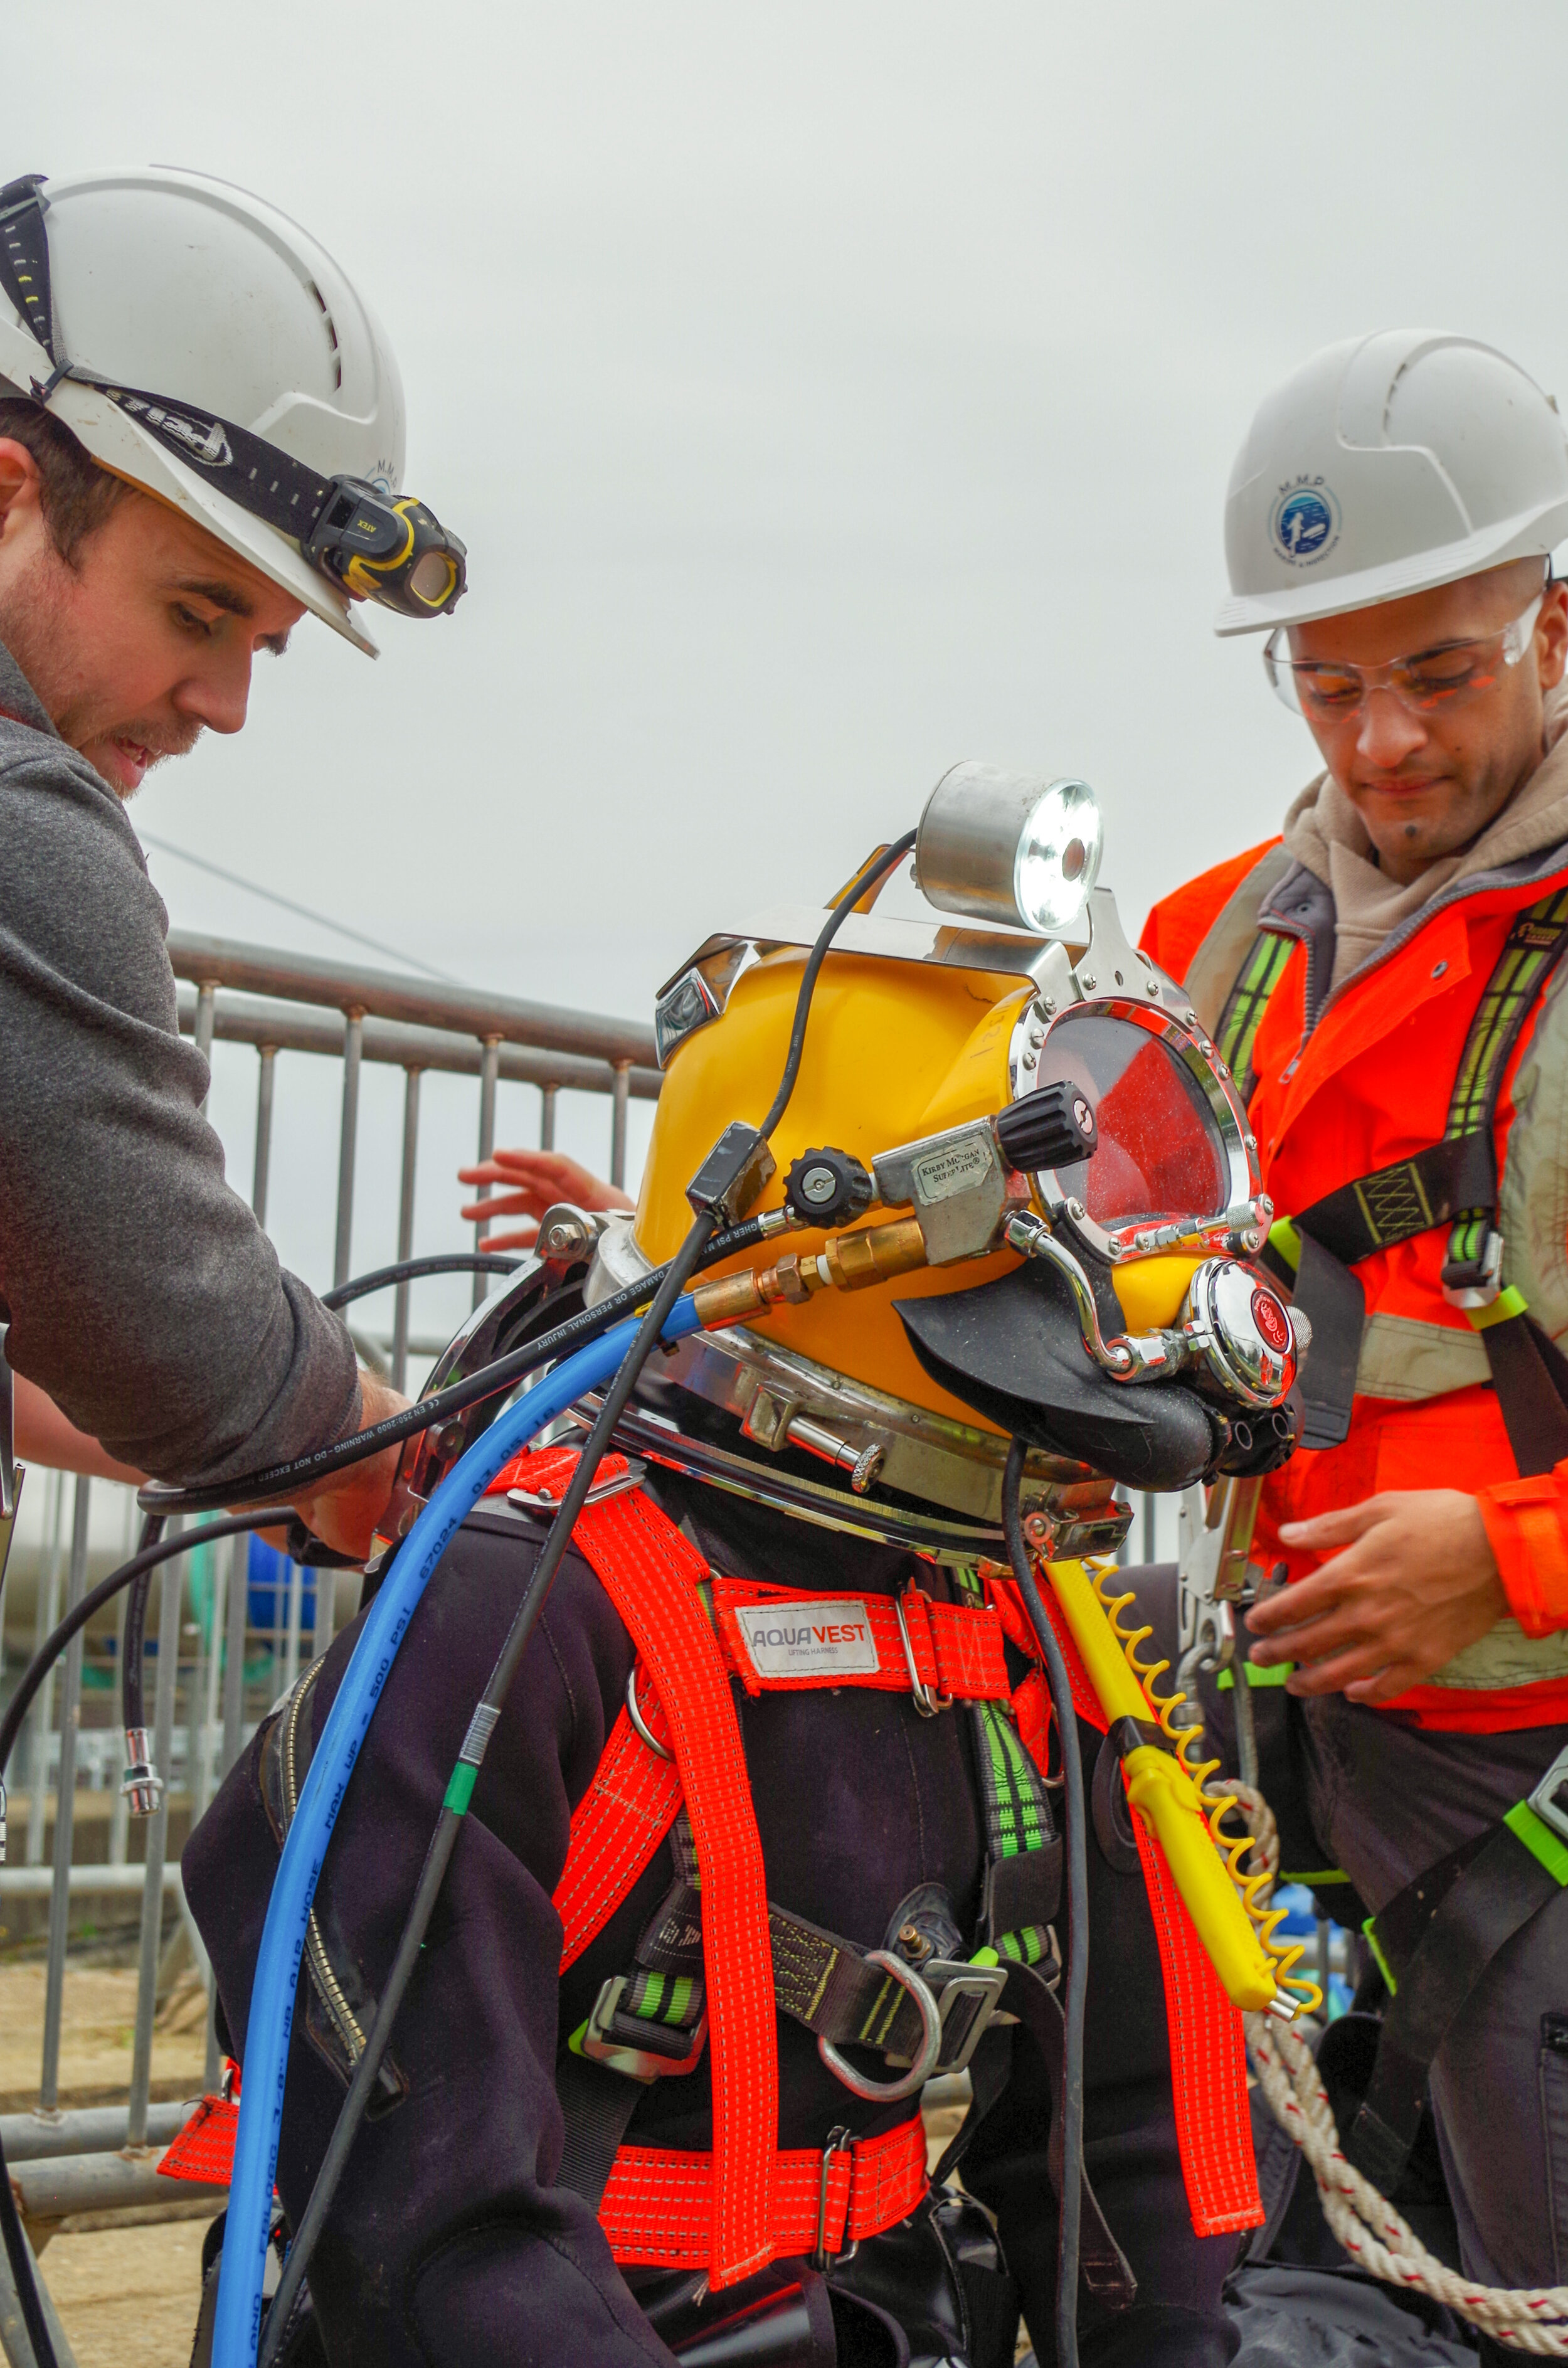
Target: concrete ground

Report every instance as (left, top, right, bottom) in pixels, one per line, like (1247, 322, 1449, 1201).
(39, 2219, 208, 2368)
(3, 1959, 212, 2364)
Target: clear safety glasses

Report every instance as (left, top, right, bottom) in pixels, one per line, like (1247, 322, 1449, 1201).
(1263, 583, 1547, 720)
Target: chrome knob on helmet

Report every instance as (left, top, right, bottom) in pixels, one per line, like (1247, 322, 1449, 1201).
(1180, 1258, 1298, 1410)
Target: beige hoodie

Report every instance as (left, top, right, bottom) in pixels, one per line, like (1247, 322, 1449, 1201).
(1281, 684, 1568, 993)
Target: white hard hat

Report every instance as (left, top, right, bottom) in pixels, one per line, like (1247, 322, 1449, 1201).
(0, 168, 466, 652)
(1216, 330, 1568, 637)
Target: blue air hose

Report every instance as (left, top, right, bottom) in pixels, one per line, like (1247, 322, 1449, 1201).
(213, 1302, 699, 2367)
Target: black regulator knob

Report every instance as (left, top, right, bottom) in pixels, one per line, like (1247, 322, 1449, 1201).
(784, 1146, 874, 1229)
(996, 1078, 1097, 1174)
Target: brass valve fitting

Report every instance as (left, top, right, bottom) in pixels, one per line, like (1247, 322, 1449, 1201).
(693, 1217, 928, 1329)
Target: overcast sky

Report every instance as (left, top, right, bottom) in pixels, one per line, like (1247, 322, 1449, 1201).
(16, 3, 1568, 1327)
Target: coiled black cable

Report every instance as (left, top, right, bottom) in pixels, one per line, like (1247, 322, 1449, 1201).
(256, 830, 917, 2361)
(1001, 1435, 1086, 2368)
(0, 1507, 293, 2368)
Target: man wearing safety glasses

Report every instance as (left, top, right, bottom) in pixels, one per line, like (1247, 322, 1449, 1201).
(1143, 331, 1568, 2339)
(0, 167, 465, 1549)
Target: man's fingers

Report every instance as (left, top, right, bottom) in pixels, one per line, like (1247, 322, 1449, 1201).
(1285, 1643, 1399, 1698)
(458, 1191, 539, 1223)
(476, 1226, 539, 1252)
(1277, 1498, 1384, 1549)
(1345, 1661, 1425, 1707)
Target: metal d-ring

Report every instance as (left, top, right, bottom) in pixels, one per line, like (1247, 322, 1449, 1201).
(625, 1664, 672, 1761)
(818, 1950, 943, 2103)
(894, 1585, 951, 1718)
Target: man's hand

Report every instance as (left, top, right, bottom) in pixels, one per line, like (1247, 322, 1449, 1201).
(457, 1149, 633, 1252)
(1246, 1489, 1506, 1704)
(286, 1371, 415, 1563)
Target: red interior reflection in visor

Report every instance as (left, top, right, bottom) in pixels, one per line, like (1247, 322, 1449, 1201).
(1035, 1013, 1228, 1229)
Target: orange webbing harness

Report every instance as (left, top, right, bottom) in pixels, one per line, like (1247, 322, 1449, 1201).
(501, 1443, 780, 2286)
(988, 1573, 1262, 2236)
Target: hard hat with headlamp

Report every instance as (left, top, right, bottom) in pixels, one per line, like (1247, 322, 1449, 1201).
(1215, 329, 1568, 642)
(0, 169, 466, 653)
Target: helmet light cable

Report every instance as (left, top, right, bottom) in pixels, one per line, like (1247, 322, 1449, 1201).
(231, 831, 916, 2366)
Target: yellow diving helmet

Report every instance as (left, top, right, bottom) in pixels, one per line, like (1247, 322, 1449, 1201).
(583, 765, 1303, 1566)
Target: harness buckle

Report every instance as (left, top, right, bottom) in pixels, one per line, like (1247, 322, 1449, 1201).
(818, 1949, 943, 2102)
(508, 1458, 647, 1517)
(1527, 1744, 1568, 1847)
(810, 2126, 854, 2271)
(581, 1975, 707, 2083)
(887, 1958, 1008, 2076)
(894, 1585, 953, 1718)
(1441, 1226, 1505, 1311)
(625, 1663, 672, 1762)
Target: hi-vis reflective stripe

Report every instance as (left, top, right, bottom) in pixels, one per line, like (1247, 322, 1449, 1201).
(1214, 930, 1295, 1099)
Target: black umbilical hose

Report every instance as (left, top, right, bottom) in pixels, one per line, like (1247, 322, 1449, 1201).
(257, 831, 917, 2359)
(320, 1251, 520, 1312)
(1001, 1436, 1086, 2368)
(120, 1513, 167, 1736)
(137, 1216, 773, 1521)
(0, 1505, 293, 2368)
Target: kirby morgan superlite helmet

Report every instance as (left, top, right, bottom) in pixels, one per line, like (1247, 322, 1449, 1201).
(576, 763, 1305, 1564)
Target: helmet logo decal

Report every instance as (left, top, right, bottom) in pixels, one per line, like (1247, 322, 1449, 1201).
(117, 392, 233, 469)
(1269, 475, 1340, 569)
(1251, 1287, 1291, 1354)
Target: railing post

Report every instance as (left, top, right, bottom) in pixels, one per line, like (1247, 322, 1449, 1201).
(40, 1476, 91, 2108)
(220, 1531, 248, 1779)
(127, 1541, 182, 2147)
(193, 979, 217, 1096)
(472, 1036, 501, 1309)
(25, 1471, 64, 1866)
(540, 1081, 558, 1152)
(334, 1010, 365, 1290)
(252, 1043, 277, 1228)
(610, 1059, 631, 1192)
(1142, 1493, 1156, 1565)
(391, 1067, 423, 1392)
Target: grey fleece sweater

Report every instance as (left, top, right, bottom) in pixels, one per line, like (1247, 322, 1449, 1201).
(0, 639, 360, 1485)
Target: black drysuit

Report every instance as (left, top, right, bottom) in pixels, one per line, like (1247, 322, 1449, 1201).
(186, 1470, 1242, 2366)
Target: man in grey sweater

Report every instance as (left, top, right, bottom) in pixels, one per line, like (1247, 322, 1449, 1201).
(0, 166, 465, 1548)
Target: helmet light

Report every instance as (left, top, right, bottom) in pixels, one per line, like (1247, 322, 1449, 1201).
(915, 764, 1104, 935)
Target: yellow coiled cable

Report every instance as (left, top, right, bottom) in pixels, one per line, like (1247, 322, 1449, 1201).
(1086, 1559, 1322, 2017)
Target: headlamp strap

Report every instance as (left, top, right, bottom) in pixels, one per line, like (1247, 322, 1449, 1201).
(92, 380, 341, 544)
(0, 174, 63, 383)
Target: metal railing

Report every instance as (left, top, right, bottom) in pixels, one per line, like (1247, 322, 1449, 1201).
(0, 934, 661, 2312)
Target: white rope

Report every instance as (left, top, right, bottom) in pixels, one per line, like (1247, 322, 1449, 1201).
(1234, 1785, 1568, 2352)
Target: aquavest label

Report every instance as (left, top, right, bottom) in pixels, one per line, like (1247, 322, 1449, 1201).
(734, 1598, 880, 1680)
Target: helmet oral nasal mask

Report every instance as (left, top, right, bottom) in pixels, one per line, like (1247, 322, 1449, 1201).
(0, 174, 465, 620)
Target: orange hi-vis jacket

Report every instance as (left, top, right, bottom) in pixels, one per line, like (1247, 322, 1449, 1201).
(1142, 834, 1568, 1734)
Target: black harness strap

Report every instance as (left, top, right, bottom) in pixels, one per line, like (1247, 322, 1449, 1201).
(1224, 883, 1568, 1465)
(1290, 1131, 1498, 1274)
(1347, 1792, 1568, 2189)
(932, 1961, 1136, 2309)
